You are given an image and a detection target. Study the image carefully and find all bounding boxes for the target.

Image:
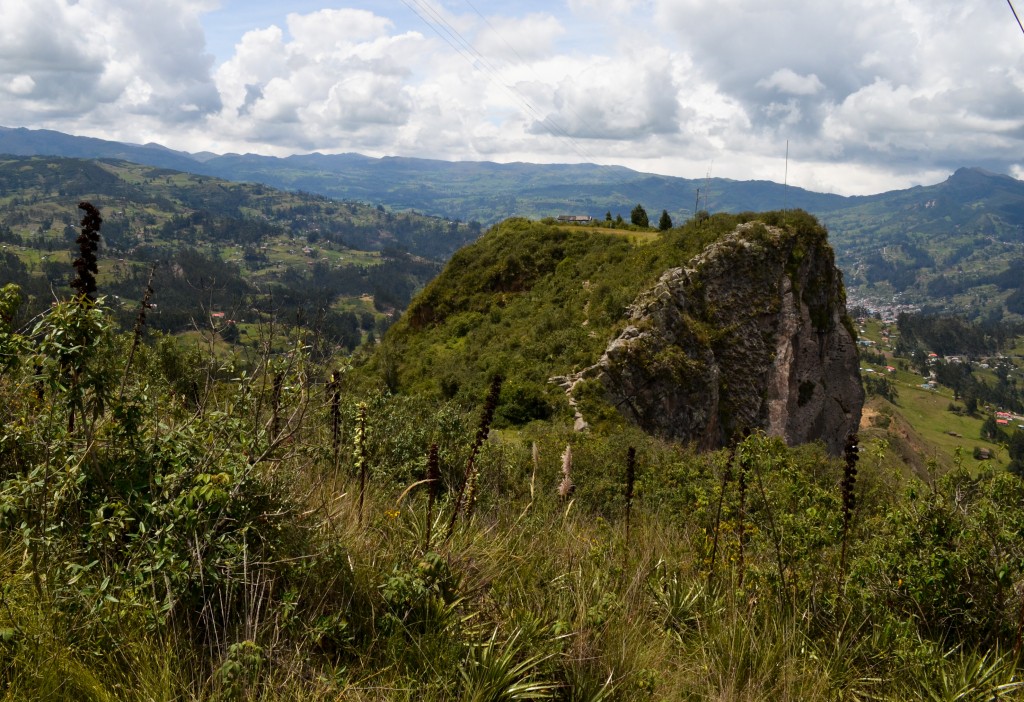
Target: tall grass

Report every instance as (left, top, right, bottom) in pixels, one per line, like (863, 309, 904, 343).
(1, 284, 1023, 699)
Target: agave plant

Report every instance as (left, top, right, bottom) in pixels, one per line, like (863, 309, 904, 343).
(649, 562, 718, 639)
(899, 647, 1024, 702)
(459, 626, 559, 702)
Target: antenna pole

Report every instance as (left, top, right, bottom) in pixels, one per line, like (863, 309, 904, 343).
(704, 161, 713, 213)
(783, 140, 789, 213)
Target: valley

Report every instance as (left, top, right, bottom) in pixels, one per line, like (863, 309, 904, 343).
(0, 156, 475, 355)
(6, 128, 1024, 325)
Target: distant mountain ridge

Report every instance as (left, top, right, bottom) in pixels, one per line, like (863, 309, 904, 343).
(0, 126, 201, 172)
(5, 126, 1024, 320)
(0, 126, 856, 223)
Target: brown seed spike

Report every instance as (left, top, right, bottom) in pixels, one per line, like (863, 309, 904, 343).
(71, 201, 103, 302)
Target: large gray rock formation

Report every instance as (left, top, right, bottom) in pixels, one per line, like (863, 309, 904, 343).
(578, 220, 862, 455)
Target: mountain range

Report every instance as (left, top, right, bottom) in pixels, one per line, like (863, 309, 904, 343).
(4, 126, 1024, 320)
(0, 126, 846, 223)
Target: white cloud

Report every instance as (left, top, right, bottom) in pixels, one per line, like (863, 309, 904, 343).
(0, 0, 218, 125)
(1, 0, 1023, 196)
(757, 69, 824, 96)
(285, 7, 395, 49)
(567, 0, 646, 16)
(475, 14, 565, 61)
(208, 8, 422, 151)
(645, 0, 1024, 187)
(522, 51, 684, 140)
(6, 75, 35, 96)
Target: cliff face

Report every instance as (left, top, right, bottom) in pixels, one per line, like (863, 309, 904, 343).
(581, 220, 862, 455)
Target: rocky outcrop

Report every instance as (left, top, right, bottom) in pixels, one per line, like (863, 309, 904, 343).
(576, 219, 862, 455)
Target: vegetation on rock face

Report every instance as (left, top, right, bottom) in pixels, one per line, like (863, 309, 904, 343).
(2, 205, 1024, 699)
(366, 214, 735, 421)
(370, 210, 857, 443)
(592, 214, 861, 453)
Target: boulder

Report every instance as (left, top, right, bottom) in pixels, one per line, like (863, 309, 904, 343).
(583, 221, 863, 455)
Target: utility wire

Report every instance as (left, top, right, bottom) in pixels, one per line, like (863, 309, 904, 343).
(403, 0, 547, 127)
(1009, 0, 1024, 37)
(462, 0, 532, 67)
(399, 0, 603, 164)
(411, 0, 598, 161)
(400, 0, 484, 75)
(459, 0, 608, 148)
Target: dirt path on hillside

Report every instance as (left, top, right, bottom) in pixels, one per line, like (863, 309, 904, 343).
(860, 406, 879, 430)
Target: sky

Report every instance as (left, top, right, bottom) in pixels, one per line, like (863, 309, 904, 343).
(2, 0, 1024, 196)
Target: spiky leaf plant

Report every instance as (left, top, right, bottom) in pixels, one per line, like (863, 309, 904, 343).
(459, 626, 558, 702)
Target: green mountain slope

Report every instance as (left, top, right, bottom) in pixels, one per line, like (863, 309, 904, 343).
(0, 155, 476, 258)
(7, 128, 1024, 320)
(0, 156, 473, 349)
(822, 168, 1024, 319)
(0, 126, 853, 225)
(194, 153, 851, 226)
(368, 217, 721, 415)
(0, 125, 201, 171)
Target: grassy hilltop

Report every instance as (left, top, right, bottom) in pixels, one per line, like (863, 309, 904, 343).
(367, 212, 804, 423)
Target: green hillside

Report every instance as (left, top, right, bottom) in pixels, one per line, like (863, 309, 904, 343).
(194, 153, 846, 228)
(0, 156, 475, 353)
(0, 129, 850, 226)
(853, 311, 1024, 474)
(823, 168, 1024, 320)
(9, 129, 1024, 321)
(367, 210, 838, 429)
(7, 132, 1024, 697)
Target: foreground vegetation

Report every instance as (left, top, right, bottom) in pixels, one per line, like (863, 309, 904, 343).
(5, 276, 1024, 700)
(5, 202, 1024, 700)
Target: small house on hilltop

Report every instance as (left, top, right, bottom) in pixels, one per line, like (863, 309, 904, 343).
(556, 215, 593, 223)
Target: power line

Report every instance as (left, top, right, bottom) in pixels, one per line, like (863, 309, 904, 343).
(399, 0, 603, 165)
(458, 0, 609, 149)
(400, 0, 484, 74)
(461, 0, 531, 67)
(416, 0, 599, 161)
(1009, 0, 1024, 37)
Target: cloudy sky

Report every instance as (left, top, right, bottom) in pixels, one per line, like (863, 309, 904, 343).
(3, 0, 1024, 195)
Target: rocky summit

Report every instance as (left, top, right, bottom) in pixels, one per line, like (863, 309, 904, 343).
(578, 220, 863, 454)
